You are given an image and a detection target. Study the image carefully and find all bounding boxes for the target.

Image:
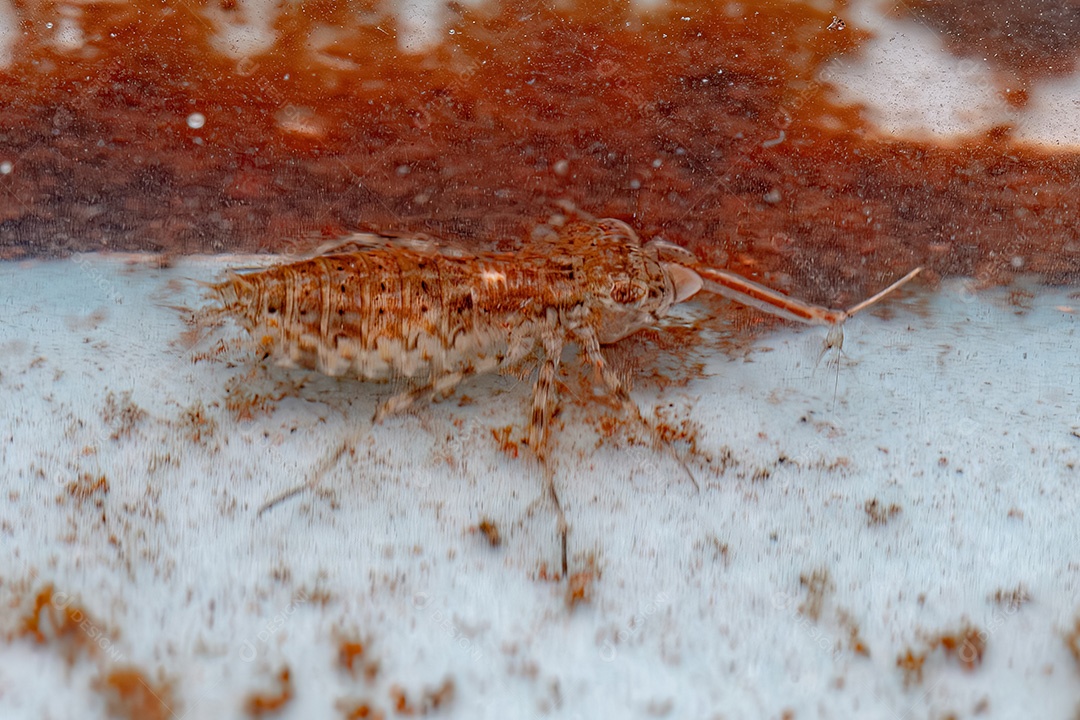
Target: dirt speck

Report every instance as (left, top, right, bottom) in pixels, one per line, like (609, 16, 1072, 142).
(990, 584, 1032, 610)
(898, 621, 988, 686)
(798, 568, 834, 621)
(566, 554, 599, 610)
(472, 517, 501, 548)
(102, 390, 147, 440)
(98, 668, 176, 720)
(65, 308, 109, 332)
(179, 400, 218, 446)
(388, 677, 455, 715)
(244, 667, 293, 717)
(1064, 616, 1080, 670)
(864, 498, 902, 526)
(62, 473, 110, 508)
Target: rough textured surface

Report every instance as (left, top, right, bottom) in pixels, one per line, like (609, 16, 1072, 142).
(1, 0, 1080, 291)
(1, 254, 1078, 719)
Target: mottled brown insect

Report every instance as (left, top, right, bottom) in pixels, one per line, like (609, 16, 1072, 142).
(206, 218, 704, 456)
(202, 215, 922, 577)
(206, 217, 921, 457)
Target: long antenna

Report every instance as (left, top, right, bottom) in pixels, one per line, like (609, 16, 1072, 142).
(693, 266, 923, 327)
(843, 267, 924, 319)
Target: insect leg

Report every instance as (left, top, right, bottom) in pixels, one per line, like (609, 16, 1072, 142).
(526, 313, 569, 576)
(528, 315, 564, 457)
(257, 432, 357, 516)
(372, 371, 467, 423)
(572, 325, 624, 397)
(574, 324, 699, 491)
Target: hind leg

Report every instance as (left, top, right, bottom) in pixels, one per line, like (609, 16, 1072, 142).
(523, 318, 569, 575)
(257, 434, 356, 516)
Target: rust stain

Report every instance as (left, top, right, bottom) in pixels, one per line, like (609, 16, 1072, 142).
(0, 0, 1075, 293)
(15, 584, 114, 661)
(244, 666, 294, 717)
(98, 668, 177, 720)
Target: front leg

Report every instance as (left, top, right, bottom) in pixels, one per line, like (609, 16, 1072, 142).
(574, 322, 699, 490)
(572, 323, 626, 399)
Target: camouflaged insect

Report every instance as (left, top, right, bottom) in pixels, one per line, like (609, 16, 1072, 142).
(205, 218, 702, 455)
(206, 217, 920, 456)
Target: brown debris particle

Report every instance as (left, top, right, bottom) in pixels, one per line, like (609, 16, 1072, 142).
(837, 609, 870, 658)
(65, 308, 109, 332)
(565, 555, 599, 610)
(338, 700, 386, 720)
(179, 400, 218, 446)
(990, 584, 1032, 610)
(15, 584, 116, 664)
(472, 517, 502, 548)
(896, 648, 927, 687)
(1007, 288, 1035, 311)
(490, 425, 519, 459)
(334, 631, 380, 682)
(899, 621, 989, 686)
(338, 639, 366, 674)
(931, 623, 987, 670)
(388, 677, 455, 715)
(245, 667, 294, 717)
(102, 390, 148, 440)
(864, 498, 902, 526)
(1064, 617, 1080, 670)
(99, 668, 177, 720)
(798, 568, 834, 622)
(64, 473, 110, 507)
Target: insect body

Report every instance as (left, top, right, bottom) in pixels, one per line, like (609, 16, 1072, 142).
(207, 219, 702, 455)
(206, 218, 920, 457)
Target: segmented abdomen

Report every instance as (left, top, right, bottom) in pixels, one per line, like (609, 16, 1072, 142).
(211, 243, 543, 381)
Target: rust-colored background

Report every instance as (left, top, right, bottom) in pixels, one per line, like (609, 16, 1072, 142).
(2, 0, 1079, 302)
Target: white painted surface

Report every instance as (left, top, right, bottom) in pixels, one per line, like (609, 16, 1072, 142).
(1, 255, 1077, 718)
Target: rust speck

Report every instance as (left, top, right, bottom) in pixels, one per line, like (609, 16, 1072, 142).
(338, 639, 366, 674)
(472, 518, 502, 548)
(990, 584, 1032, 610)
(931, 623, 987, 670)
(388, 677, 455, 715)
(338, 701, 386, 720)
(565, 555, 599, 610)
(99, 668, 176, 720)
(899, 620, 989, 685)
(64, 473, 110, 507)
(798, 568, 834, 622)
(102, 390, 148, 440)
(896, 648, 927, 687)
(864, 498, 902, 527)
(1064, 617, 1080, 670)
(244, 667, 294, 717)
(15, 584, 115, 663)
(490, 425, 519, 459)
